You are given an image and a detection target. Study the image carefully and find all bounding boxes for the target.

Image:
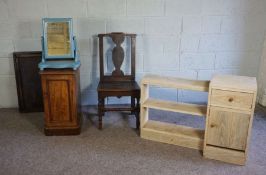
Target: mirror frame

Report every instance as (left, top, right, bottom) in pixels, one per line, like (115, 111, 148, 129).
(42, 18, 75, 59)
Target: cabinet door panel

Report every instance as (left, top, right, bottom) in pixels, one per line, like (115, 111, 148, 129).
(13, 52, 44, 112)
(43, 75, 77, 127)
(207, 107, 250, 150)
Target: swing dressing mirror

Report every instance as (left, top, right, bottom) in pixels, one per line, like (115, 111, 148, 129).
(43, 18, 74, 59)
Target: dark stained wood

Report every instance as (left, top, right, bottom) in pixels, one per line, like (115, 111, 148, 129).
(13, 51, 44, 112)
(97, 32, 140, 129)
(40, 69, 81, 136)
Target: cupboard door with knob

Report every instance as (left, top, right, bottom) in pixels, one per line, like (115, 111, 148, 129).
(206, 107, 250, 151)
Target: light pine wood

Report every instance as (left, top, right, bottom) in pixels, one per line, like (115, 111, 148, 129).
(210, 89, 253, 110)
(140, 84, 149, 128)
(141, 75, 210, 92)
(206, 107, 250, 150)
(140, 75, 208, 150)
(204, 74, 257, 165)
(210, 74, 257, 93)
(204, 145, 246, 165)
(143, 98, 207, 117)
(142, 120, 204, 150)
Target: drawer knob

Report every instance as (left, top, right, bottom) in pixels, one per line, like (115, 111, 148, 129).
(228, 97, 234, 102)
(210, 124, 216, 128)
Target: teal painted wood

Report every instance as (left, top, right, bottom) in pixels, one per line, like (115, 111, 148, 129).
(39, 18, 80, 70)
(42, 18, 75, 59)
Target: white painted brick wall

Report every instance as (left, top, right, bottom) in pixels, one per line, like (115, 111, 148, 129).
(0, 0, 265, 107)
(127, 0, 164, 17)
(47, 0, 87, 18)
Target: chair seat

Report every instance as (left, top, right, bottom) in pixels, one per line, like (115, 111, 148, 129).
(98, 81, 140, 92)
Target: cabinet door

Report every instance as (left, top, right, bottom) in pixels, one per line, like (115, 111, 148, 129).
(206, 107, 250, 150)
(42, 74, 78, 127)
(13, 52, 44, 112)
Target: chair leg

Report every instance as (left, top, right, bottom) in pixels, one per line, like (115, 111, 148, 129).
(136, 97, 140, 129)
(98, 97, 104, 130)
(131, 97, 135, 115)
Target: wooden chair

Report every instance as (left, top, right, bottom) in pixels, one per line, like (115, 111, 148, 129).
(97, 32, 140, 130)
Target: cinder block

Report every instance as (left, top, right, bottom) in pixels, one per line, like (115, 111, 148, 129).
(199, 34, 238, 52)
(182, 16, 202, 34)
(0, 76, 18, 108)
(221, 16, 245, 34)
(0, 58, 15, 75)
(136, 53, 144, 72)
(77, 18, 106, 37)
(165, 0, 202, 15)
(202, 0, 242, 15)
(136, 36, 144, 54)
(0, 21, 32, 39)
(235, 33, 264, 51)
(8, 0, 46, 18)
(13, 39, 41, 52)
(178, 90, 208, 104)
(180, 53, 215, 70)
(150, 87, 178, 102)
(0, 1, 8, 20)
(202, 16, 221, 33)
(87, 0, 126, 17)
(29, 19, 43, 38)
(245, 14, 266, 34)
(81, 90, 98, 105)
(177, 70, 198, 79)
(180, 34, 200, 52)
(197, 69, 238, 80)
(142, 35, 180, 54)
(241, 0, 266, 15)
(107, 97, 130, 104)
(0, 40, 14, 58)
(127, 0, 164, 16)
(0, 21, 14, 39)
(145, 17, 182, 35)
(143, 70, 197, 80)
(80, 73, 93, 91)
(77, 38, 93, 56)
(142, 36, 164, 54)
(107, 18, 144, 34)
(47, 0, 87, 17)
(80, 55, 92, 75)
(215, 52, 260, 70)
(144, 52, 179, 71)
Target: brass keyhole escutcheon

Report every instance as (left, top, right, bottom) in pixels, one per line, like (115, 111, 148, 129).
(228, 97, 234, 102)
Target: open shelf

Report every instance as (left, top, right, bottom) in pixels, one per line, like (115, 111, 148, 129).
(143, 98, 207, 117)
(141, 120, 204, 150)
(141, 75, 210, 92)
(140, 75, 209, 150)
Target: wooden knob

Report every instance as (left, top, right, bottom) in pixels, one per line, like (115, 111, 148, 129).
(228, 97, 234, 102)
(210, 124, 215, 128)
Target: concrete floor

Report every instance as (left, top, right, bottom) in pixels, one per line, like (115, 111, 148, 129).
(0, 106, 266, 175)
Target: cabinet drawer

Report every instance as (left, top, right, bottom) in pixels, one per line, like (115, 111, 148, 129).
(210, 89, 253, 110)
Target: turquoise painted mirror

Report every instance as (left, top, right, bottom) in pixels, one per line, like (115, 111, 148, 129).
(43, 18, 74, 59)
(39, 18, 80, 70)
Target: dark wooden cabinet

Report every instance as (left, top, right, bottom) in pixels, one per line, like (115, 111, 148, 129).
(40, 69, 81, 136)
(13, 51, 44, 112)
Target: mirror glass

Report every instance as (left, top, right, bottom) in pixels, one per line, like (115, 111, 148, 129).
(46, 22, 71, 56)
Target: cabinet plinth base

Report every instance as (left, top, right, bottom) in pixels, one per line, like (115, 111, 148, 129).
(204, 145, 246, 165)
(44, 126, 80, 136)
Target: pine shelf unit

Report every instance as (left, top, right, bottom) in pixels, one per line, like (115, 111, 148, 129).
(140, 75, 210, 150)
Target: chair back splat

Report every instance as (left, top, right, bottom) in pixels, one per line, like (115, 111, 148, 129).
(98, 33, 136, 82)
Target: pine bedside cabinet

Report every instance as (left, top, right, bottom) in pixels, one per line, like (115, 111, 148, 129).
(203, 75, 257, 165)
